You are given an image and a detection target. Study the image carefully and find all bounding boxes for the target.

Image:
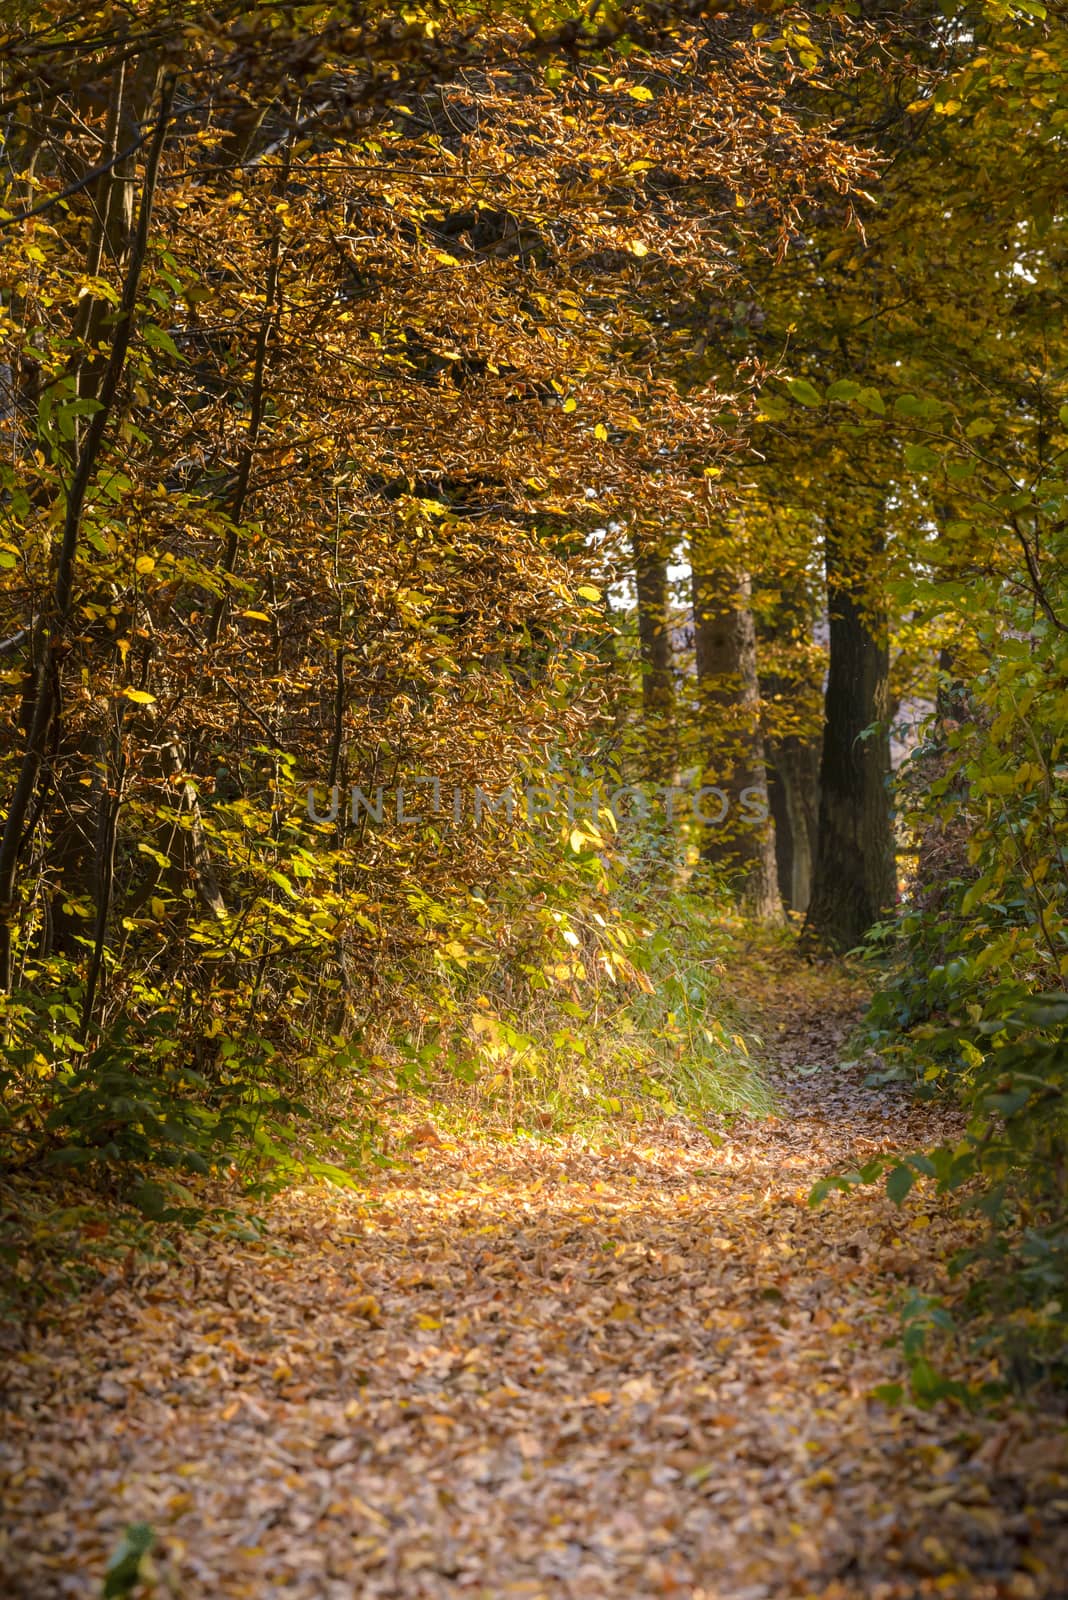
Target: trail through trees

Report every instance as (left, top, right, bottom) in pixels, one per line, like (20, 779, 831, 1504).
(4, 968, 1067, 1600)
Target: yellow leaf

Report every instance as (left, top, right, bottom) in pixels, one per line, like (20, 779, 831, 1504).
(134, 554, 155, 575)
(350, 1293, 382, 1322)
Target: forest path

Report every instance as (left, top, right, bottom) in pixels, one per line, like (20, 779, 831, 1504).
(4, 969, 1068, 1599)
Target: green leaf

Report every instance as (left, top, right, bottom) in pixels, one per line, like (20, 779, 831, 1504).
(854, 387, 886, 415)
(894, 393, 945, 420)
(904, 442, 940, 472)
(785, 376, 823, 407)
(826, 379, 862, 402)
(103, 1523, 155, 1598)
(142, 324, 181, 359)
(886, 1163, 916, 1204)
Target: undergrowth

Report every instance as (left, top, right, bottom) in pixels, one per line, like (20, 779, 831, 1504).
(412, 887, 773, 1137)
(1, 861, 770, 1315)
(827, 616, 1068, 1396)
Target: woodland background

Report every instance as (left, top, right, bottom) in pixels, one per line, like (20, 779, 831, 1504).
(1, 0, 1066, 1394)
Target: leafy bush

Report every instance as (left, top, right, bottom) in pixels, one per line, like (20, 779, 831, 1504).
(854, 604, 1068, 1388)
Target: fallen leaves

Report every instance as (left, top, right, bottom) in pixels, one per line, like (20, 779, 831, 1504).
(2, 981, 1068, 1598)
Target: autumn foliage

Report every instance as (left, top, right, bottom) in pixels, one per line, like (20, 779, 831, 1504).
(1, 0, 1067, 1389)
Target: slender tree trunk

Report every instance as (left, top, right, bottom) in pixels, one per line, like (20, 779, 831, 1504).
(207, 135, 291, 648)
(768, 737, 820, 913)
(757, 580, 821, 915)
(691, 544, 781, 922)
(122, 738, 228, 924)
(803, 517, 895, 951)
(0, 76, 174, 991)
(80, 720, 125, 1036)
(630, 531, 676, 787)
(48, 54, 161, 958)
(600, 596, 626, 749)
(911, 644, 972, 927)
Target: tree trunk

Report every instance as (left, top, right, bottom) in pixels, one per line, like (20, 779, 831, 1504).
(47, 55, 162, 960)
(758, 583, 821, 915)
(630, 531, 676, 787)
(691, 549, 782, 922)
(803, 518, 895, 951)
(768, 736, 820, 913)
(0, 74, 174, 991)
(600, 595, 627, 754)
(910, 645, 973, 926)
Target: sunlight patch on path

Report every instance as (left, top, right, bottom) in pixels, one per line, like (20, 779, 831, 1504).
(2, 1068, 1067, 1598)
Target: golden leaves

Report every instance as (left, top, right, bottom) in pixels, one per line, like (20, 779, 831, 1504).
(6, 988, 1068, 1596)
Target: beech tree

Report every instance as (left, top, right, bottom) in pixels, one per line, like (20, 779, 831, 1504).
(804, 511, 895, 950)
(690, 531, 781, 920)
(629, 532, 677, 787)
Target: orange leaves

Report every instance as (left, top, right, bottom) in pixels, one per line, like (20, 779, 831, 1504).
(7, 1000, 1068, 1597)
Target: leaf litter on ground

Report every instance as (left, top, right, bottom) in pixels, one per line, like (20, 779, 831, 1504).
(2, 959, 1067, 1599)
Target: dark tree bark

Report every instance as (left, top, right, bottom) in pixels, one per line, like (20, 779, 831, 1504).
(758, 583, 821, 915)
(768, 736, 820, 913)
(44, 55, 163, 961)
(630, 531, 676, 786)
(803, 518, 895, 952)
(0, 75, 174, 992)
(691, 547, 782, 922)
